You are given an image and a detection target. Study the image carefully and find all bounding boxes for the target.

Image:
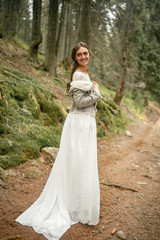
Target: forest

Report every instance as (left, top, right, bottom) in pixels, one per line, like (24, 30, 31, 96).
(0, 0, 160, 167)
(0, 0, 160, 103)
(0, 1, 160, 240)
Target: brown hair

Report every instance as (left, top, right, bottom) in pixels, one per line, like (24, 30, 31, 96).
(66, 42, 90, 93)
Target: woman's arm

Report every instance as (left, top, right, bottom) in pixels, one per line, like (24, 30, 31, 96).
(72, 87, 101, 108)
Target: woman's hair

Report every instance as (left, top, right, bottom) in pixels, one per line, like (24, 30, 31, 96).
(66, 42, 90, 93)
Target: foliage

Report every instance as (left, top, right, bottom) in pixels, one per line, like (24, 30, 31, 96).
(96, 84, 127, 137)
(1, 0, 159, 102)
(0, 66, 65, 169)
(97, 99, 126, 136)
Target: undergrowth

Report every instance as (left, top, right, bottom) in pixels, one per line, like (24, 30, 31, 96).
(97, 98, 126, 138)
(0, 38, 149, 169)
(0, 66, 65, 169)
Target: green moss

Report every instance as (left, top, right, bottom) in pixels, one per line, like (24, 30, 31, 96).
(12, 38, 29, 51)
(97, 127, 106, 138)
(96, 98, 126, 136)
(0, 66, 65, 169)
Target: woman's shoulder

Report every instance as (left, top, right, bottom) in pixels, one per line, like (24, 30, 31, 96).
(73, 71, 90, 82)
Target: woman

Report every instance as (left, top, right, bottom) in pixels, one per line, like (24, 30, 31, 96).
(15, 42, 102, 240)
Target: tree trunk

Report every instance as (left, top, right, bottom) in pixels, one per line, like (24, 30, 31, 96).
(74, 0, 81, 43)
(44, 0, 58, 75)
(2, 0, 20, 40)
(63, 0, 73, 69)
(0, 0, 2, 38)
(41, 0, 49, 54)
(56, 0, 66, 61)
(77, 0, 90, 45)
(29, 0, 42, 61)
(113, 28, 129, 105)
(113, 0, 131, 105)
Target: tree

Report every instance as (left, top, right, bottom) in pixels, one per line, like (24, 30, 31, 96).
(0, 0, 2, 38)
(2, 0, 20, 40)
(56, 0, 67, 61)
(44, 0, 58, 75)
(63, 0, 73, 69)
(77, 0, 91, 45)
(112, 0, 132, 105)
(41, 0, 49, 54)
(17, 0, 32, 43)
(144, 0, 160, 101)
(29, 0, 42, 61)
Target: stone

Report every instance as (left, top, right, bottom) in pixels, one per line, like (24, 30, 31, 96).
(38, 156, 45, 163)
(41, 147, 59, 163)
(137, 181, 147, 185)
(125, 130, 132, 137)
(30, 160, 40, 167)
(116, 230, 126, 239)
(111, 228, 117, 235)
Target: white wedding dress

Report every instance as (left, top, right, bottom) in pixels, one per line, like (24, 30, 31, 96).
(15, 76, 100, 240)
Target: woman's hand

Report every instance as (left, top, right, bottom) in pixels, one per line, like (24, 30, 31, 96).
(93, 81, 99, 92)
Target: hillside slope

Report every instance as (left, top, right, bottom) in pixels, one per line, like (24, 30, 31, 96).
(0, 39, 143, 169)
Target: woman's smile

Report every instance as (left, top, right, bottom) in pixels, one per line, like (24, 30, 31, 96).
(75, 47, 90, 66)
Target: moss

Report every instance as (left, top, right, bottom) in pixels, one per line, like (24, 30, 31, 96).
(97, 127, 106, 138)
(0, 66, 65, 169)
(0, 155, 26, 170)
(96, 99, 126, 135)
(12, 38, 29, 51)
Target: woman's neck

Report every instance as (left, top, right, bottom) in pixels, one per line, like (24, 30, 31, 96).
(77, 66, 88, 74)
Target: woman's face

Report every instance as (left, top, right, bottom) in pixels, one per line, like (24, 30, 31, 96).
(75, 47, 90, 67)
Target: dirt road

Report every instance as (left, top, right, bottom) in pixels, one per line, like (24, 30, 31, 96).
(0, 103, 160, 240)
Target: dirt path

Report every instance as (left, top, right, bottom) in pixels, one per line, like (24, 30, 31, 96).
(0, 103, 160, 240)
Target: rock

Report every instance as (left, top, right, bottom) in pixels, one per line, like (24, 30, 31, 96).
(38, 156, 45, 163)
(30, 160, 40, 167)
(116, 230, 126, 239)
(6, 169, 19, 177)
(137, 181, 147, 185)
(125, 130, 132, 137)
(0, 179, 6, 188)
(41, 147, 59, 163)
(0, 167, 7, 180)
(111, 228, 117, 235)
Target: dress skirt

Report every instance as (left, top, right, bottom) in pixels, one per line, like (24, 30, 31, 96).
(15, 112, 100, 240)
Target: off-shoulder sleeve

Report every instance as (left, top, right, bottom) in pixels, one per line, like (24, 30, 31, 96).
(72, 87, 102, 109)
(73, 72, 88, 82)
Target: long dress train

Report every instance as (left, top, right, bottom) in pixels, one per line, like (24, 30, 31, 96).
(15, 112, 100, 240)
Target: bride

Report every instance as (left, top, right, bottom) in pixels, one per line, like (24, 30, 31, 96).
(15, 42, 102, 240)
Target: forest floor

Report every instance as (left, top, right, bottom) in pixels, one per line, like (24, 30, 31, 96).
(0, 101, 160, 240)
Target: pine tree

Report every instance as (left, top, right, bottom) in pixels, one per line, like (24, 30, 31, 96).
(44, 0, 58, 75)
(29, 0, 42, 61)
